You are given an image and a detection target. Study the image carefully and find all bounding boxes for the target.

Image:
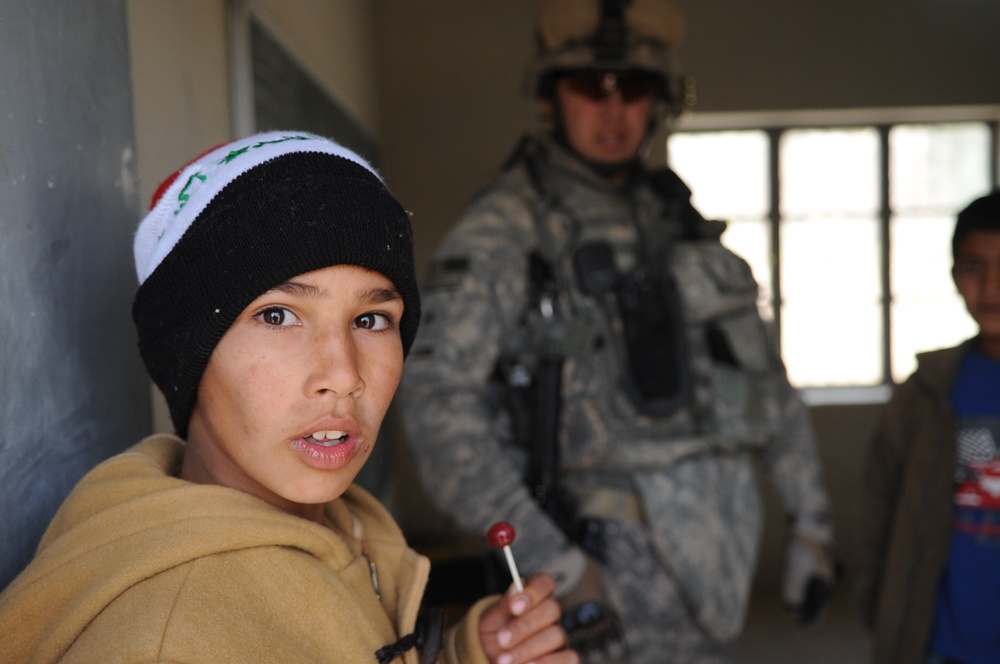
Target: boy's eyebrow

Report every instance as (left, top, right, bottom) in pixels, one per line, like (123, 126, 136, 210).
(269, 281, 321, 298)
(363, 287, 404, 304)
(267, 280, 403, 304)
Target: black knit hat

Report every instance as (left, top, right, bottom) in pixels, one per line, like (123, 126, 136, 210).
(131, 132, 420, 438)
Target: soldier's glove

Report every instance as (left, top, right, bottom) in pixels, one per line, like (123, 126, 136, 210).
(781, 514, 839, 626)
(557, 555, 628, 663)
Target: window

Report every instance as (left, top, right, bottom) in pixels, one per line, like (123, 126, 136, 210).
(667, 108, 999, 402)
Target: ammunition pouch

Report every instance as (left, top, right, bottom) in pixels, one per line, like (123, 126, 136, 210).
(573, 241, 689, 417)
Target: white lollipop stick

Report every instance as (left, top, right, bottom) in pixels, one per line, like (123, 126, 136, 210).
(487, 521, 524, 593)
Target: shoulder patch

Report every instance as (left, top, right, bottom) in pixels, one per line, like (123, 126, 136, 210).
(425, 257, 470, 291)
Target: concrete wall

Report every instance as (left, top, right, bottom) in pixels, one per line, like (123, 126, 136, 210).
(676, 0, 1000, 112)
(128, 0, 380, 206)
(0, 0, 149, 589)
(127, 0, 232, 209)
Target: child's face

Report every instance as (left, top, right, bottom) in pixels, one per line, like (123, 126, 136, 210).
(182, 264, 405, 519)
(953, 229, 1000, 357)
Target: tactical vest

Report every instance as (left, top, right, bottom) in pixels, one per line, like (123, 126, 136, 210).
(496, 137, 789, 481)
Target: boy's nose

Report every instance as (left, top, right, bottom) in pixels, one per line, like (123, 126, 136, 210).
(306, 333, 365, 399)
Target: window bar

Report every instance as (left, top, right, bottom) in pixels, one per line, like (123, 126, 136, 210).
(990, 120, 999, 188)
(878, 124, 892, 385)
(768, 127, 783, 340)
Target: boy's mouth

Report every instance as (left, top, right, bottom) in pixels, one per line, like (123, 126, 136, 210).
(306, 430, 349, 447)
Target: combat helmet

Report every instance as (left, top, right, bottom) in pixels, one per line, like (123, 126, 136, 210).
(527, 0, 688, 116)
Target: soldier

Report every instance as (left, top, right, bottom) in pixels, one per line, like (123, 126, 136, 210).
(400, 1, 837, 662)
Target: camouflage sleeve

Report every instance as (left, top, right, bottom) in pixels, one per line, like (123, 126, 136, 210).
(755, 334, 833, 524)
(399, 188, 576, 575)
(701, 240, 833, 524)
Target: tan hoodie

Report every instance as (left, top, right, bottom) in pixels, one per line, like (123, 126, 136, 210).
(0, 435, 491, 663)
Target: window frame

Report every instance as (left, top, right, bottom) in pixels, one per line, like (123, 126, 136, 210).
(668, 106, 1000, 405)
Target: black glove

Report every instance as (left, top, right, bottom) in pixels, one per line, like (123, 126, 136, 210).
(781, 515, 839, 626)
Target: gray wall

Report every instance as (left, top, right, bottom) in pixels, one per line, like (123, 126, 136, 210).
(0, 0, 150, 589)
(677, 0, 1000, 112)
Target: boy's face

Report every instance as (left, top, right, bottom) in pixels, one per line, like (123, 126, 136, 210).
(182, 265, 405, 520)
(953, 230, 1000, 357)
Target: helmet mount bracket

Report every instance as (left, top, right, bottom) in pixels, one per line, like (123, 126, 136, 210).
(592, 0, 629, 65)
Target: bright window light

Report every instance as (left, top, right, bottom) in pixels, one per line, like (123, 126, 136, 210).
(667, 116, 997, 395)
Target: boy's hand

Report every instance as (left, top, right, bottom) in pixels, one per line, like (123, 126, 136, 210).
(479, 573, 579, 664)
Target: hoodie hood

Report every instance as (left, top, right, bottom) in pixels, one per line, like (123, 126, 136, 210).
(0, 435, 423, 663)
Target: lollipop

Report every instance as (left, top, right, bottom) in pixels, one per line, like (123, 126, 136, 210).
(487, 521, 524, 593)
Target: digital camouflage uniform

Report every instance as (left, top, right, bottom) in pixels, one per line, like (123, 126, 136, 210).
(400, 134, 830, 662)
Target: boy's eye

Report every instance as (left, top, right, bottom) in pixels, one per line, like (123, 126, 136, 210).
(355, 312, 391, 331)
(256, 306, 300, 327)
(955, 259, 983, 277)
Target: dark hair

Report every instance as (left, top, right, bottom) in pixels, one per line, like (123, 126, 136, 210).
(953, 189, 1000, 259)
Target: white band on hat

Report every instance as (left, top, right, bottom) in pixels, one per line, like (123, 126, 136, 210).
(133, 131, 381, 284)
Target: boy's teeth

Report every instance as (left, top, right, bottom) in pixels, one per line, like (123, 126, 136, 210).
(309, 430, 347, 443)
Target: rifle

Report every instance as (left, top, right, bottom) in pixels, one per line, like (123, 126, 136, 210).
(498, 252, 606, 560)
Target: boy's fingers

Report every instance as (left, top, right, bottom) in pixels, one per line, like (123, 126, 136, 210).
(524, 573, 556, 598)
(479, 573, 569, 663)
(499, 624, 574, 664)
(482, 573, 557, 631)
(497, 596, 562, 649)
(512, 573, 556, 614)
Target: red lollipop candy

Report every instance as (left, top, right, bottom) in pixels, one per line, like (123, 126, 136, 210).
(487, 521, 516, 547)
(487, 521, 523, 593)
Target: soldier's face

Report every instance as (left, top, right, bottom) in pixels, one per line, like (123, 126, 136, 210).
(181, 265, 405, 521)
(548, 70, 655, 167)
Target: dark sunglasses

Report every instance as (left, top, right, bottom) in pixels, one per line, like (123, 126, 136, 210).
(562, 70, 658, 103)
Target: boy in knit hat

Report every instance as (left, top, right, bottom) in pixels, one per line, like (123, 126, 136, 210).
(0, 131, 575, 664)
